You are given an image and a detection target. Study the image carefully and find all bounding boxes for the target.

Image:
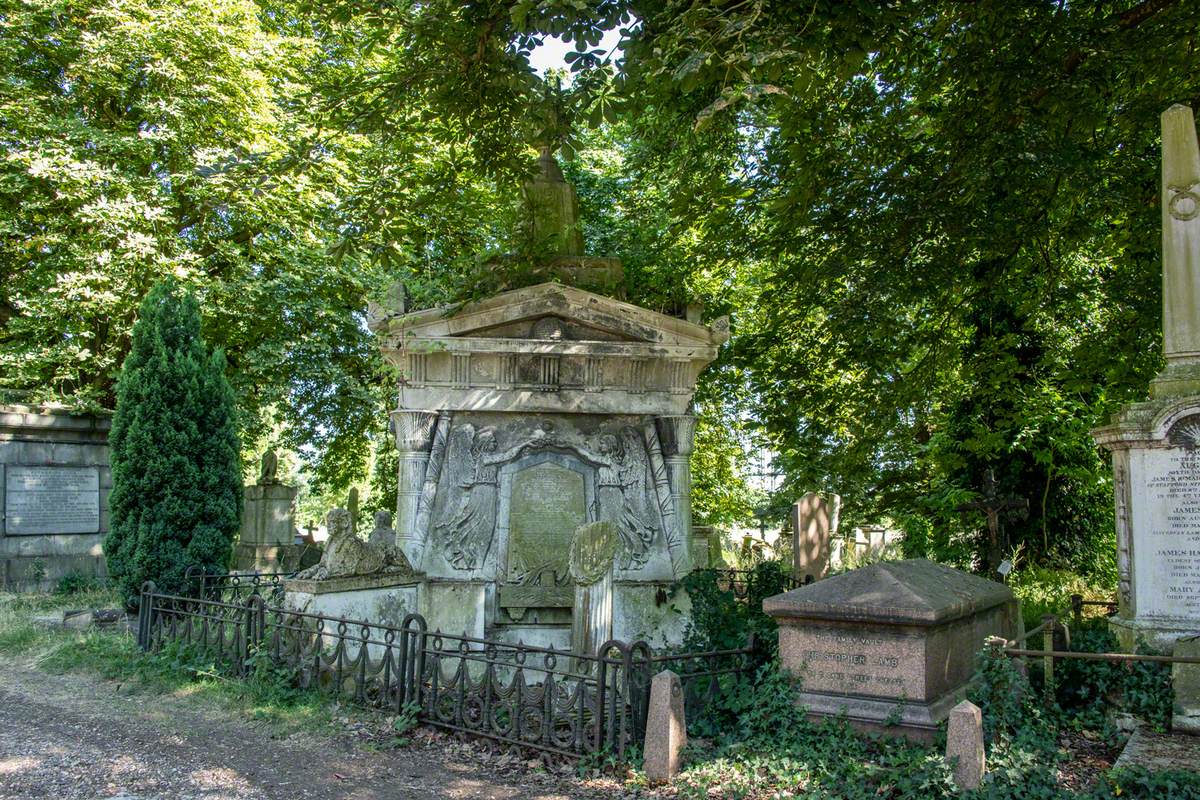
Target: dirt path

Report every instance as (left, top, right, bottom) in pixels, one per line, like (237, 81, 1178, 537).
(0, 655, 612, 800)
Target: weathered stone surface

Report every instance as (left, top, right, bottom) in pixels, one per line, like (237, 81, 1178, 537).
(1, 405, 110, 590)
(569, 521, 619, 657)
(643, 670, 686, 783)
(357, 154, 724, 652)
(1161, 105, 1200, 374)
(5, 465, 100, 535)
(1173, 636, 1200, 734)
(296, 508, 413, 581)
(1116, 727, 1200, 773)
(946, 700, 985, 789)
(1093, 106, 1200, 651)
(368, 510, 397, 550)
(790, 492, 830, 582)
(764, 559, 1018, 739)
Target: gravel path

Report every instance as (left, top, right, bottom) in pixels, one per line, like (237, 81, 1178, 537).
(0, 655, 606, 800)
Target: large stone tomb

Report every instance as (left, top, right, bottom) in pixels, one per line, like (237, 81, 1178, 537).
(1, 405, 111, 589)
(296, 149, 729, 651)
(1093, 105, 1200, 650)
(764, 558, 1018, 740)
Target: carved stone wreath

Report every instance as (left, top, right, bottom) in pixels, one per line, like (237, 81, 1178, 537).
(1168, 184, 1200, 222)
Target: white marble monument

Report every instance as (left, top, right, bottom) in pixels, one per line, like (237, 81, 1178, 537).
(1093, 105, 1200, 650)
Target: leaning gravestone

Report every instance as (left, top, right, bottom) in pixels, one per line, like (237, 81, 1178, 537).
(764, 558, 1019, 740)
(1092, 105, 1200, 650)
(790, 492, 830, 582)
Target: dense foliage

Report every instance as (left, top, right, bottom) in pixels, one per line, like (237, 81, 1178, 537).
(4, 0, 1198, 569)
(104, 280, 241, 605)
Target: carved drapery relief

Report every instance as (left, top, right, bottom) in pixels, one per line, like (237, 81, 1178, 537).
(595, 428, 659, 569)
(435, 424, 557, 569)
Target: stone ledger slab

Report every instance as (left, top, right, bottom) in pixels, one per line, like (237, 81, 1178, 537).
(764, 558, 1018, 740)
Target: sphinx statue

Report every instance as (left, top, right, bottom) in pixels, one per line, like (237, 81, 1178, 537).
(297, 507, 412, 581)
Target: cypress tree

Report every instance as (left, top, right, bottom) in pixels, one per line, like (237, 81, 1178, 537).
(104, 279, 242, 606)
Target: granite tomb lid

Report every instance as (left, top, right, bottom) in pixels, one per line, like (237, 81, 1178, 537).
(762, 558, 1013, 626)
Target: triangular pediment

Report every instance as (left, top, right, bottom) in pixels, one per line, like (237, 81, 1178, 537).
(376, 283, 727, 348)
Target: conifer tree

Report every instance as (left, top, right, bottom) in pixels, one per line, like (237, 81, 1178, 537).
(104, 280, 242, 606)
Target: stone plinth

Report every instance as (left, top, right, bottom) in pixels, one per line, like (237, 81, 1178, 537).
(1093, 397, 1200, 650)
(763, 558, 1018, 740)
(644, 670, 686, 783)
(285, 572, 421, 629)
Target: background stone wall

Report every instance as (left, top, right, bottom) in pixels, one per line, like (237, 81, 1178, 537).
(0, 405, 111, 590)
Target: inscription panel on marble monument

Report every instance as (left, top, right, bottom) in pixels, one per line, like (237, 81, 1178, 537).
(505, 461, 587, 586)
(1137, 447, 1200, 617)
(788, 625, 920, 700)
(5, 465, 100, 535)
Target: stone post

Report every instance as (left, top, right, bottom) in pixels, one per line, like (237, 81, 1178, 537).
(644, 670, 686, 783)
(945, 700, 985, 790)
(655, 414, 696, 539)
(391, 409, 438, 565)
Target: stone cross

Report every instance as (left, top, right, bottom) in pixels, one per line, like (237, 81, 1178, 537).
(956, 469, 1027, 575)
(945, 700, 985, 790)
(302, 520, 317, 543)
(643, 670, 686, 783)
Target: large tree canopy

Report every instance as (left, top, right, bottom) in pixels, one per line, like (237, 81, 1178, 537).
(4, 0, 1196, 569)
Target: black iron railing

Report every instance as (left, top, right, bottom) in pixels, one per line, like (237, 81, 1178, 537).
(693, 567, 802, 601)
(184, 566, 295, 606)
(136, 582, 752, 759)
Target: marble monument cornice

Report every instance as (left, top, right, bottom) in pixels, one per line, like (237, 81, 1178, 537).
(379, 336, 719, 362)
(374, 282, 729, 349)
(1091, 394, 1200, 449)
(394, 388, 697, 416)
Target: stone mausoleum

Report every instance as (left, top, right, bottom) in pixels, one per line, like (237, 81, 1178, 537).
(286, 148, 727, 651)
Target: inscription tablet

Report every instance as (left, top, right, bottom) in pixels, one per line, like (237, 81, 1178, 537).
(790, 625, 918, 700)
(1136, 447, 1200, 617)
(5, 465, 100, 535)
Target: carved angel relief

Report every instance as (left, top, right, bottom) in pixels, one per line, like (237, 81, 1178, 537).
(432, 420, 667, 574)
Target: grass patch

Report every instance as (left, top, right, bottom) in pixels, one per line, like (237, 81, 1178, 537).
(0, 590, 353, 739)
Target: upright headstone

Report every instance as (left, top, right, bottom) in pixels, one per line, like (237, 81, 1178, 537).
(790, 492, 830, 582)
(946, 700, 986, 789)
(643, 670, 686, 783)
(1093, 106, 1200, 650)
(235, 449, 300, 571)
(569, 521, 619, 658)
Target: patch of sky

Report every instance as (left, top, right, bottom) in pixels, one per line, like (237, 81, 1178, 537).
(527, 29, 624, 82)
